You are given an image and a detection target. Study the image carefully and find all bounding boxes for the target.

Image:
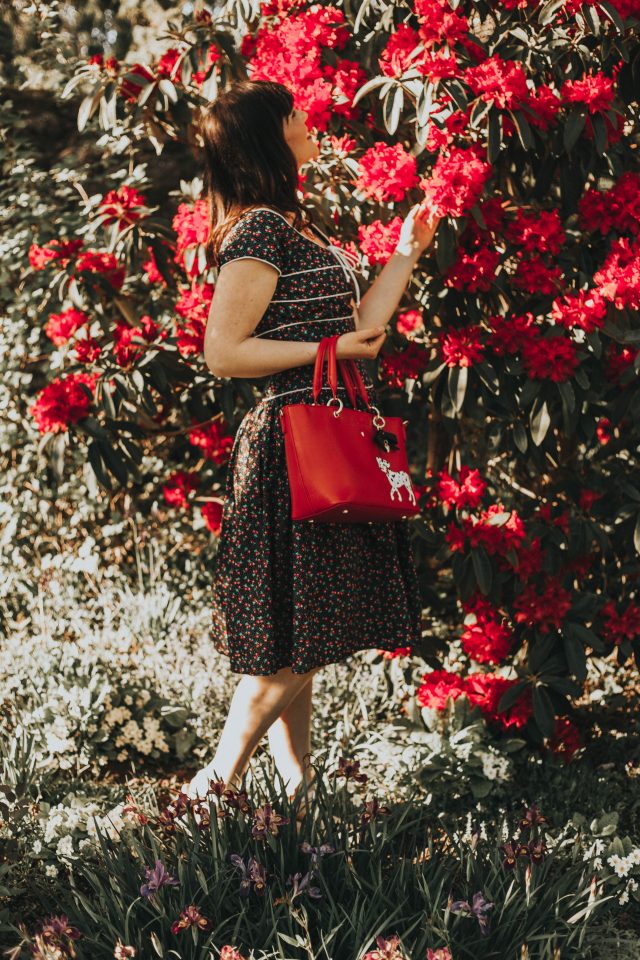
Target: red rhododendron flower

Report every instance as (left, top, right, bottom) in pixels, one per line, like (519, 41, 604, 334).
(188, 419, 234, 464)
(172, 200, 210, 278)
(560, 70, 616, 114)
(528, 84, 562, 131)
(578, 171, 640, 235)
(521, 334, 579, 382)
(464, 55, 530, 111)
(98, 184, 148, 232)
(461, 619, 514, 665)
(601, 599, 640, 645)
(73, 333, 102, 364)
(416, 669, 467, 709)
(465, 674, 533, 731)
(439, 326, 485, 367)
(415, 0, 469, 49)
(447, 505, 526, 558)
(355, 142, 420, 203)
(192, 44, 222, 86)
(119, 63, 155, 102)
(73, 250, 126, 291)
(437, 466, 486, 510)
(512, 256, 564, 295)
(201, 500, 224, 535)
(142, 244, 172, 286)
(379, 342, 430, 388)
(156, 47, 182, 80)
(487, 312, 539, 355)
(174, 284, 213, 357)
(29, 237, 83, 270)
(45, 308, 89, 345)
(396, 309, 424, 337)
(444, 244, 500, 292)
(420, 146, 492, 220)
(163, 471, 199, 510)
(378, 24, 422, 78)
(358, 217, 403, 265)
(29, 372, 97, 434)
(550, 289, 607, 334)
(593, 236, 640, 311)
(513, 578, 573, 633)
(514, 535, 545, 580)
(505, 208, 566, 257)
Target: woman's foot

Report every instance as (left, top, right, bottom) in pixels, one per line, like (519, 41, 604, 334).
(181, 761, 239, 800)
(288, 767, 318, 823)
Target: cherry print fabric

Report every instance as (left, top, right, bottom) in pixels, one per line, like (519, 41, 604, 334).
(210, 207, 423, 675)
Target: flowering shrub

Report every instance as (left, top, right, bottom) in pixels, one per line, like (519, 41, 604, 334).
(6, 1, 640, 754)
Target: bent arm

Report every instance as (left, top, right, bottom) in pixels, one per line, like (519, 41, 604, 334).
(355, 245, 422, 333)
(204, 259, 321, 378)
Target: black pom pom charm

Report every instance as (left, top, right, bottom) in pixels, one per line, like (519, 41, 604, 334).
(372, 427, 399, 452)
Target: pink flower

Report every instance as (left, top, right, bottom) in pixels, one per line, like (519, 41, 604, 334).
(29, 372, 97, 434)
(420, 146, 492, 220)
(44, 308, 89, 345)
(355, 142, 420, 203)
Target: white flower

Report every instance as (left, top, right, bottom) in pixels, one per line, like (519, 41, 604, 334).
(56, 835, 74, 860)
(32, 840, 43, 855)
(608, 854, 631, 878)
(45, 864, 58, 877)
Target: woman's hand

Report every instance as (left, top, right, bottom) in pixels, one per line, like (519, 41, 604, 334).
(395, 203, 441, 257)
(335, 326, 386, 360)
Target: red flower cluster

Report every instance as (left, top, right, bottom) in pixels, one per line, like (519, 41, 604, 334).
(560, 70, 616, 114)
(417, 669, 533, 731)
(605, 343, 638, 383)
(396, 308, 424, 337)
(593, 236, 640, 311)
(98, 184, 148, 232)
(113, 315, 166, 367)
(29, 237, 83, 271)
(505, 208, 566, 257)
(355, 142, 420, 203)
(487, 312, 538, 356)
(461, 617, 514, 665)
(377, 646, 413, 659)
(414, 0, 470, 50)
(512, 256, 564, 295)
(73, 250, 126, 291)
(358, 217, 403, 265)
(201, 500, 224, 535)
(513, 577, 573, 633)
(188, 419, 234, 464)
(420, 146, 492, 220)
(446, 504, 526, 558)
(521, 333, 579, 382)
(45, 308, 89, 346)
(464, 55, 530, 111)
(600, 599, 640, 645)
(546, 716, 582, 763)
(172, 200, 209, 279)
(439, 326, 485, 367)
(550, 289, 607, 334)
(578, 171, 640, 235)
(444, 244, 500, 293)
(29, 372, 97, 434)
(379, 342, 429, 388)
(436, 466, 486, 510)
(163, 470, 199, 510)
(174, 283, 214, 357)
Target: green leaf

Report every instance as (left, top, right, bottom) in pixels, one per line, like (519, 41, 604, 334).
(497, 680, 528, 713)
(98, 439, 129, 486)
(562, 632, 587, 682)
(634, 513, 640, 554)
(77, 89, 102, 132)
(383, 85, 404, 135)
(532, 686, 557, 738)
(487, 107, 502, 164)
(513, 420, 528, 454)
(448, 364, 468, 413)
(530, 399, 551, 446)
(471, 547, 492, 595)
(509, 110, 535, 150)
(87, 441, 112, 491)
(563, 110, 587, 152)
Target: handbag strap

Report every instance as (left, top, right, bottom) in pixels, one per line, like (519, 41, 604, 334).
(312, 334, 374, 410)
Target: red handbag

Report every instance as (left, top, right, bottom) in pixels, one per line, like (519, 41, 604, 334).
(279, 334, 421, 522)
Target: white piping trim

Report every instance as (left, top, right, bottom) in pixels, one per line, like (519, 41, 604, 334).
(280, 264, 342, 278)
(239, 206, 362, 307)
(219, 255, 282, 276)
(253, 314, 354, 338)
(271, 291, 353, 304)
(258, 382, 374, 404)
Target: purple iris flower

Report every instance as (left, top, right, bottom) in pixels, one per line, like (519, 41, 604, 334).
(449, 890, 495, 935)
(140, 859, 179, 898)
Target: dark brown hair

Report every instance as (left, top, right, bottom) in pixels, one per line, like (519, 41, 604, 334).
(198, 80, 313, 268)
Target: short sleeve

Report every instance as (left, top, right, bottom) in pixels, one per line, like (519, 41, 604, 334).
(217, 209, 286, 276)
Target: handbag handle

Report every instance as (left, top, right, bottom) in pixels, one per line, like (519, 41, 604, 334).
(312, 334, 372, 411)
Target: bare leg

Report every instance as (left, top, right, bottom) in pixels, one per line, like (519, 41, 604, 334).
(267, 674, 314, 795)
(184, 665, 320, 798)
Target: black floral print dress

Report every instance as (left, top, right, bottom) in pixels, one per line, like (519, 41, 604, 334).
(210, 206, 423, 675)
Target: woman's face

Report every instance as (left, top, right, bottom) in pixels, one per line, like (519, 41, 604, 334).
(283, 106, 320, 168)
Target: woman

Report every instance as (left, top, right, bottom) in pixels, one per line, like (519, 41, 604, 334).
(184, 80, 439, 807)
